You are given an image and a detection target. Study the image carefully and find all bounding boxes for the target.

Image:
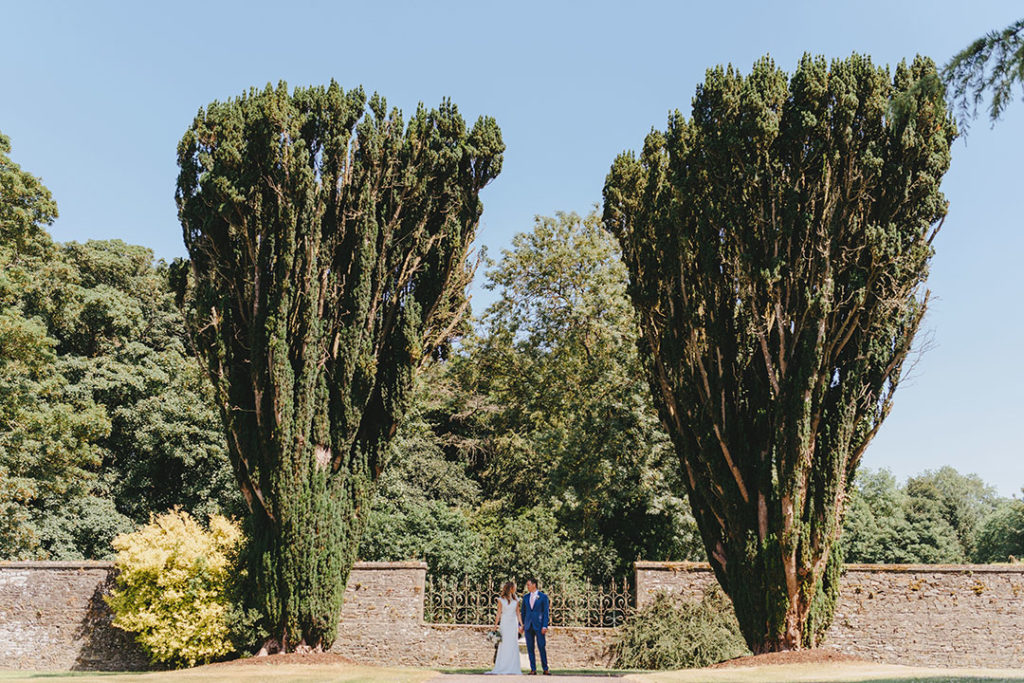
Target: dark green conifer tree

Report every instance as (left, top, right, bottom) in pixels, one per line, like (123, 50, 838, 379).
(603, 55, 955, 652)
(175, 82, 502, 651)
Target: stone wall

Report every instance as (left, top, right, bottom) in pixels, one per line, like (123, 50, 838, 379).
(832, 564, 1024, 668)
(0, 561, 146, 670)
(635, 561, 1024, 668)
(3, 559, 1023, 670)
(331, 561, 614, 668)
(0, 560, 613, 671)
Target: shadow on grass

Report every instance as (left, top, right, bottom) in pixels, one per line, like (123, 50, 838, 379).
(0, 675, 123, 680)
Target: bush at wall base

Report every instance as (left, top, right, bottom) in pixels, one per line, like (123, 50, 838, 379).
(105, 510, 247, 668)
(612, 588, 748, 669)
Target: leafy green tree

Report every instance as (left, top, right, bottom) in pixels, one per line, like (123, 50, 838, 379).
(175, 81, 502, 651)
(0, 132, 111, 559)
(360, 500, 484, 579)
(0, 132, 57, 257)
(603, 55, 956, 651)
(1, 132, 239, 559)
(10, 237, 240, 557)
(32, 495, 135, 560)
(458, 211, 703, 579)
(843, 468, 999, 564)
(842, 469, 913, 563)
(974, 496, 1024, 563)
(945, 18, 1024, 122)
(39, 241, 241, 529)
(901, 490, 964, 564)
(473, 504, 586, 588)
(358, 367, 484, 579)
(904, 466, 998, 560)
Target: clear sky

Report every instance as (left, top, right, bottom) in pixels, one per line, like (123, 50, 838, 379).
(3, 1, 1022, 495)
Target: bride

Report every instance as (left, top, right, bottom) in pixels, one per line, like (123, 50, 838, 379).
(488, 580, 523, 674)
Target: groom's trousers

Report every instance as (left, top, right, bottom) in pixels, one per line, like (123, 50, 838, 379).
(525, 627, 548, 672)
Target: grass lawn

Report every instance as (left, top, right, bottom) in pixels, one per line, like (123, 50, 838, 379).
(2, 663, 1023, 683)
(626, 662, 1024, 682)
(0, 664, 435, 683)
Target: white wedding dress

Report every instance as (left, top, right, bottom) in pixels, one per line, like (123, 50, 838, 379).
(488, 597, 522, 674)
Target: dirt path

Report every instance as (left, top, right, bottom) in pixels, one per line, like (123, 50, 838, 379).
(437, 676, 625, 682)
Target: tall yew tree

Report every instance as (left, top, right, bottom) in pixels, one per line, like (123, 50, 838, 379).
(175, 82, 502, 651)
(603, 55, 955, 652)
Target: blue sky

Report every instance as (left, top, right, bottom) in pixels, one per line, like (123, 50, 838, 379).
(3, 1, 1022, 494)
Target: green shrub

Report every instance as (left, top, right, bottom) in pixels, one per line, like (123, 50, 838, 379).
(612, 587, 748, 669)
(105, 510, 242, 668)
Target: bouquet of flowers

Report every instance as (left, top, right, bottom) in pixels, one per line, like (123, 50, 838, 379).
(486, 629, 502, 646)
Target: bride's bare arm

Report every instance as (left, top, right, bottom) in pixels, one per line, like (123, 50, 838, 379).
(494, 598, 502, 627)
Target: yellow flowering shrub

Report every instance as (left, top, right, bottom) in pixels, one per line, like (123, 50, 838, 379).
(105, 510, 241, 668)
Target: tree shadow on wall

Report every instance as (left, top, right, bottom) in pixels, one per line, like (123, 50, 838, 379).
(71, 572, 148, 671)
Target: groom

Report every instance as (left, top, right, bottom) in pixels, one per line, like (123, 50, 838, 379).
(520, 577, 550, 675)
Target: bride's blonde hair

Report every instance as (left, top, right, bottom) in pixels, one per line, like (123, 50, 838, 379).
(501, 580, 517, 601)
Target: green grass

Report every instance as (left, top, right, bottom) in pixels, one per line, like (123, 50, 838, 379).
(4, 663, 1024, 683)
(627, 663, 1024, 683)
(0, 665, 435, 683)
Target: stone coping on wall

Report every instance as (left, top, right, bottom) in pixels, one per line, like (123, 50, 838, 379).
(843, 563, 1024, 573)
(0, 560, 428, 570)
(634, 560, 1024, 573)
(350, 561, 427, 570)
(634, 561, 713, 571)
(0, 560, 117, 569)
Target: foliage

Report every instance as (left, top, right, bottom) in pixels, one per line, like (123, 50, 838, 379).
(448, 211, 704, 581)
(843, 469, 957, 564)
(106, 510, 243, 668)
(0, 132, 111, 559)
(175, 81, 502, 650)
(47, 241, 241, 529)
(31, 495, 135, 560)
(904, 467, 998, 560)
(361, 500, 484, 580)
(612, 588, 748, 669)
(0, 131, 57, 255)
(974, 496, 1024, 563)
(604, 54, 956, 651)
(944, 18, 1024, 123)
(359, 370, 484, 579)
(842, 468, 1000, 564)
(1, 236, 240, 560)
(474, 504, 586, 588)
(0, 133, 240, 559)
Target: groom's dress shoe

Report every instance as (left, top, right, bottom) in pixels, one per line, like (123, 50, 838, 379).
(543, 671, 551, 676)
(528, 672, 536, 675)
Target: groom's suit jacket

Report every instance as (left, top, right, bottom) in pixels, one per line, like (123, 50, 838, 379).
(522, 591, 550, 632)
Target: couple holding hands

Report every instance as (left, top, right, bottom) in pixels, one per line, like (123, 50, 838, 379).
(488, 577, 550, 675)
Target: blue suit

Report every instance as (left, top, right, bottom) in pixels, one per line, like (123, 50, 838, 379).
(521, 591, 549, 672)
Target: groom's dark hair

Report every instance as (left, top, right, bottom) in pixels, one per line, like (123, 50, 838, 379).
(527, 576, 539, 587)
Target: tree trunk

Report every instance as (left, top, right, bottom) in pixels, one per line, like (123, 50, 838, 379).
(242, 460, 372, 651)
(705, 520, 843, 653)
